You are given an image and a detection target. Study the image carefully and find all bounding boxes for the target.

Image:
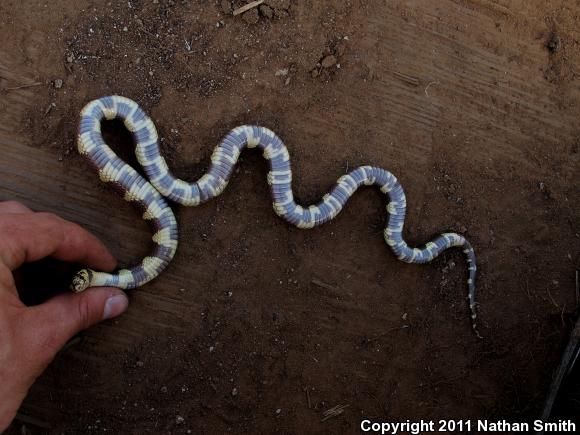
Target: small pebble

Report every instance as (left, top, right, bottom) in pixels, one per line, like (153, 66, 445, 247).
(176, 415, 184, 424)
(321, 55, 337, 68)
(136, 360, 144, 367)
(44, 102, 56, 115)
(231, 388, 238, 396)
(66, 54, 74, 63)
(160, 386, 168, 393)
(53, 79, 63, 89)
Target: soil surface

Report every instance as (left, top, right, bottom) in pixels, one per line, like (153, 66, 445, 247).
(0, 0, 579, 434)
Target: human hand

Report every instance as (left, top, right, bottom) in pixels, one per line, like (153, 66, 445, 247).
(0, 201, 128, 431)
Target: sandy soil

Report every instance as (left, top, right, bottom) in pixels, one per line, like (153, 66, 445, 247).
(1, 0, 579, 433)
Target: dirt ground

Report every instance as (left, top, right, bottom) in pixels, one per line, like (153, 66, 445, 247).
(1, 0, 579, 433)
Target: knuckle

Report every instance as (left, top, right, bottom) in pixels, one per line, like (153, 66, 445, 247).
(76, 296, 94, 330)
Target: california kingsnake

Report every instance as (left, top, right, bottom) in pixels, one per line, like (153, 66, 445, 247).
(71, 95, 479, 333)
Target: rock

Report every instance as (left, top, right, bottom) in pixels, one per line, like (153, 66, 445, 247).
(66, 54, 74, 63)
(321, 54, 337, 68)
(231, 388, 238, 396)
(275, 68, 289, 76)
(243, 9, 260, 25)
(53, 79, 63, 89)
(259, 4, 274, 19)
(175, 415, 184, 424)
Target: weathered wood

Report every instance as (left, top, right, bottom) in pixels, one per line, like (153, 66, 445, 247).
(1, 0, 579, 431)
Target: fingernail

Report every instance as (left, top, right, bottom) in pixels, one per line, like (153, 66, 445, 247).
(103, 294, 129, 320)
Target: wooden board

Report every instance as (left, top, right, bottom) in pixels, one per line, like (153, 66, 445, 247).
(1, 0, 579, 432)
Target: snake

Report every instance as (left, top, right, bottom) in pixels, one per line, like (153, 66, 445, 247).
(71, 95, 479, 333)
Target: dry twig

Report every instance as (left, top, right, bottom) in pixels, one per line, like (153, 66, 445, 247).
(424, 81, 439, 96)
(392, 71, 420, 86)
(311, 278, 337, 291)
(233, 0, 264, 16)
(3, 82, 42, 91)
(322, 404, 349, 422)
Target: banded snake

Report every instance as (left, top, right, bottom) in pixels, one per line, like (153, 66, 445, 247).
(71, 95, 479, 333)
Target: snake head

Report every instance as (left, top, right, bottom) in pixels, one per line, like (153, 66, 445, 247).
(71, 269, 92, 293)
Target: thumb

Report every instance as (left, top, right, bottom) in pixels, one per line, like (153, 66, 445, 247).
(28, 287, 129, 352)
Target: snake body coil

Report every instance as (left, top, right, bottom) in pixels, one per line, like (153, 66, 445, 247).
(72, 95, 479, 332)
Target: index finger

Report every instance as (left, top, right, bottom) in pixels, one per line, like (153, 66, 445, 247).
(0, 212, 117, 271)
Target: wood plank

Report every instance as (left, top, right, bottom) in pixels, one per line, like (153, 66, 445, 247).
(1, 0, 579, 431)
